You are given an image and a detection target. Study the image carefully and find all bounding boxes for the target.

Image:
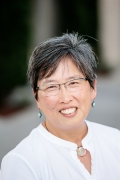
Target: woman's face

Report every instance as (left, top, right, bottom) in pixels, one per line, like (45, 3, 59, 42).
(36, 57, 97, 129)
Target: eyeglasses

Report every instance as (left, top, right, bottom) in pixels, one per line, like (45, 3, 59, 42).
(36, 78, 88, 97)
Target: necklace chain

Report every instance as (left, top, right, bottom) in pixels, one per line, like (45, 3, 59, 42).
(44, 122, 86, 157)
(44, 122, 49, 132)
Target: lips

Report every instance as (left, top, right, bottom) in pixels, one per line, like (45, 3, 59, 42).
(60, 108, 77, 115)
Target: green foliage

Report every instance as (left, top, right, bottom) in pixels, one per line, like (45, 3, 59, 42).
(0, 0, 32, 104)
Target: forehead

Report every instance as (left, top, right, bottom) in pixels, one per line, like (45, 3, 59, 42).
(58, 58, 79, 74)
(40, 57, 84, 84)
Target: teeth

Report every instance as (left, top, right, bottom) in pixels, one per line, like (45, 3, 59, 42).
(60, 108, 76, 114)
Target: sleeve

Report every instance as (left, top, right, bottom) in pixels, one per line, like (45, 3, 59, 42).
(1, 153, 40, 180)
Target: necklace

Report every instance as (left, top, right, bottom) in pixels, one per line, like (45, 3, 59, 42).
(44, 122, 49, 132)
(44, 122, 86, 157)
(77, 146, 86, 157)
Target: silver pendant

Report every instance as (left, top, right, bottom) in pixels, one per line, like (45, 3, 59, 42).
(77, 146, 86, 157)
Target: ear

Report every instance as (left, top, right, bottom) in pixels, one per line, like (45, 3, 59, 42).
(32, 88, 41, 109)
(92, 79, 97, 100)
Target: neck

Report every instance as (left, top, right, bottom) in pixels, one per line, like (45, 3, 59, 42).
(43, 120, 88, 147)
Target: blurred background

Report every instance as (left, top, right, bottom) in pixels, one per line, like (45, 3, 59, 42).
(0, 0, 120, 166)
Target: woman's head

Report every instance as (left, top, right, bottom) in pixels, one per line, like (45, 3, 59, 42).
(27, 33, 98, 100)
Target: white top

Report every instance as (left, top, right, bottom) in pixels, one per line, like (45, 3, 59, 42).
(1, 120, 120, 180)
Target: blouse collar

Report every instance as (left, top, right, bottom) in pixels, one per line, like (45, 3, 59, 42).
(38, 120, 92, 150)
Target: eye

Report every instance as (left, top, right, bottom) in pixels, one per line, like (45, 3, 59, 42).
(47, 85, 56, 89)
(71, 81, 78, 84)
(45, 85, 58, 91)
(68, 80, 79, 86)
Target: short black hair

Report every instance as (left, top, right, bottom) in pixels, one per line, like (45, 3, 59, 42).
(27, 33, 98, 99)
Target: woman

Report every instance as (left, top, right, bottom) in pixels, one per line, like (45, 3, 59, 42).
(1, 33, 120, 180)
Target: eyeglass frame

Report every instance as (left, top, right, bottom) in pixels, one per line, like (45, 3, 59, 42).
(36, 77, 88, 96)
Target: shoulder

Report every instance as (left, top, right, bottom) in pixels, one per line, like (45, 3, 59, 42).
(89, 120, 119, 133)
(86, 120, 120, 147)
(1, 125, 45, 179)
(2, 124, 46, 160)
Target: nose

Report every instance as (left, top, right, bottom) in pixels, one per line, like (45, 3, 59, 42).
(58, 85, 73, 103)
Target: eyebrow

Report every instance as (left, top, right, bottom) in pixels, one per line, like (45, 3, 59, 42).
(42, 75, 82, 84)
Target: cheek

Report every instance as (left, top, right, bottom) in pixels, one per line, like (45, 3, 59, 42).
(74, 89, 89, 100)
(74, 88, 93, 105)
(40, 95, 58, 110)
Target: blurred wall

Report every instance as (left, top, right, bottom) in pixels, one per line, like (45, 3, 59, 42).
(98, 0, 120, 68)
(30, 0, 59, 51)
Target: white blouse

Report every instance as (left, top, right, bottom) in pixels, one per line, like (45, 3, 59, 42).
(1, 120, 120, 180)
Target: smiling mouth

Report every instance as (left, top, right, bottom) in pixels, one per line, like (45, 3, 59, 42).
(60, 108, 77, 115)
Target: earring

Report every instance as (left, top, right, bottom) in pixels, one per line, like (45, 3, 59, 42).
(38, 110, 42, 118)
(91, 100, 95, 107)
